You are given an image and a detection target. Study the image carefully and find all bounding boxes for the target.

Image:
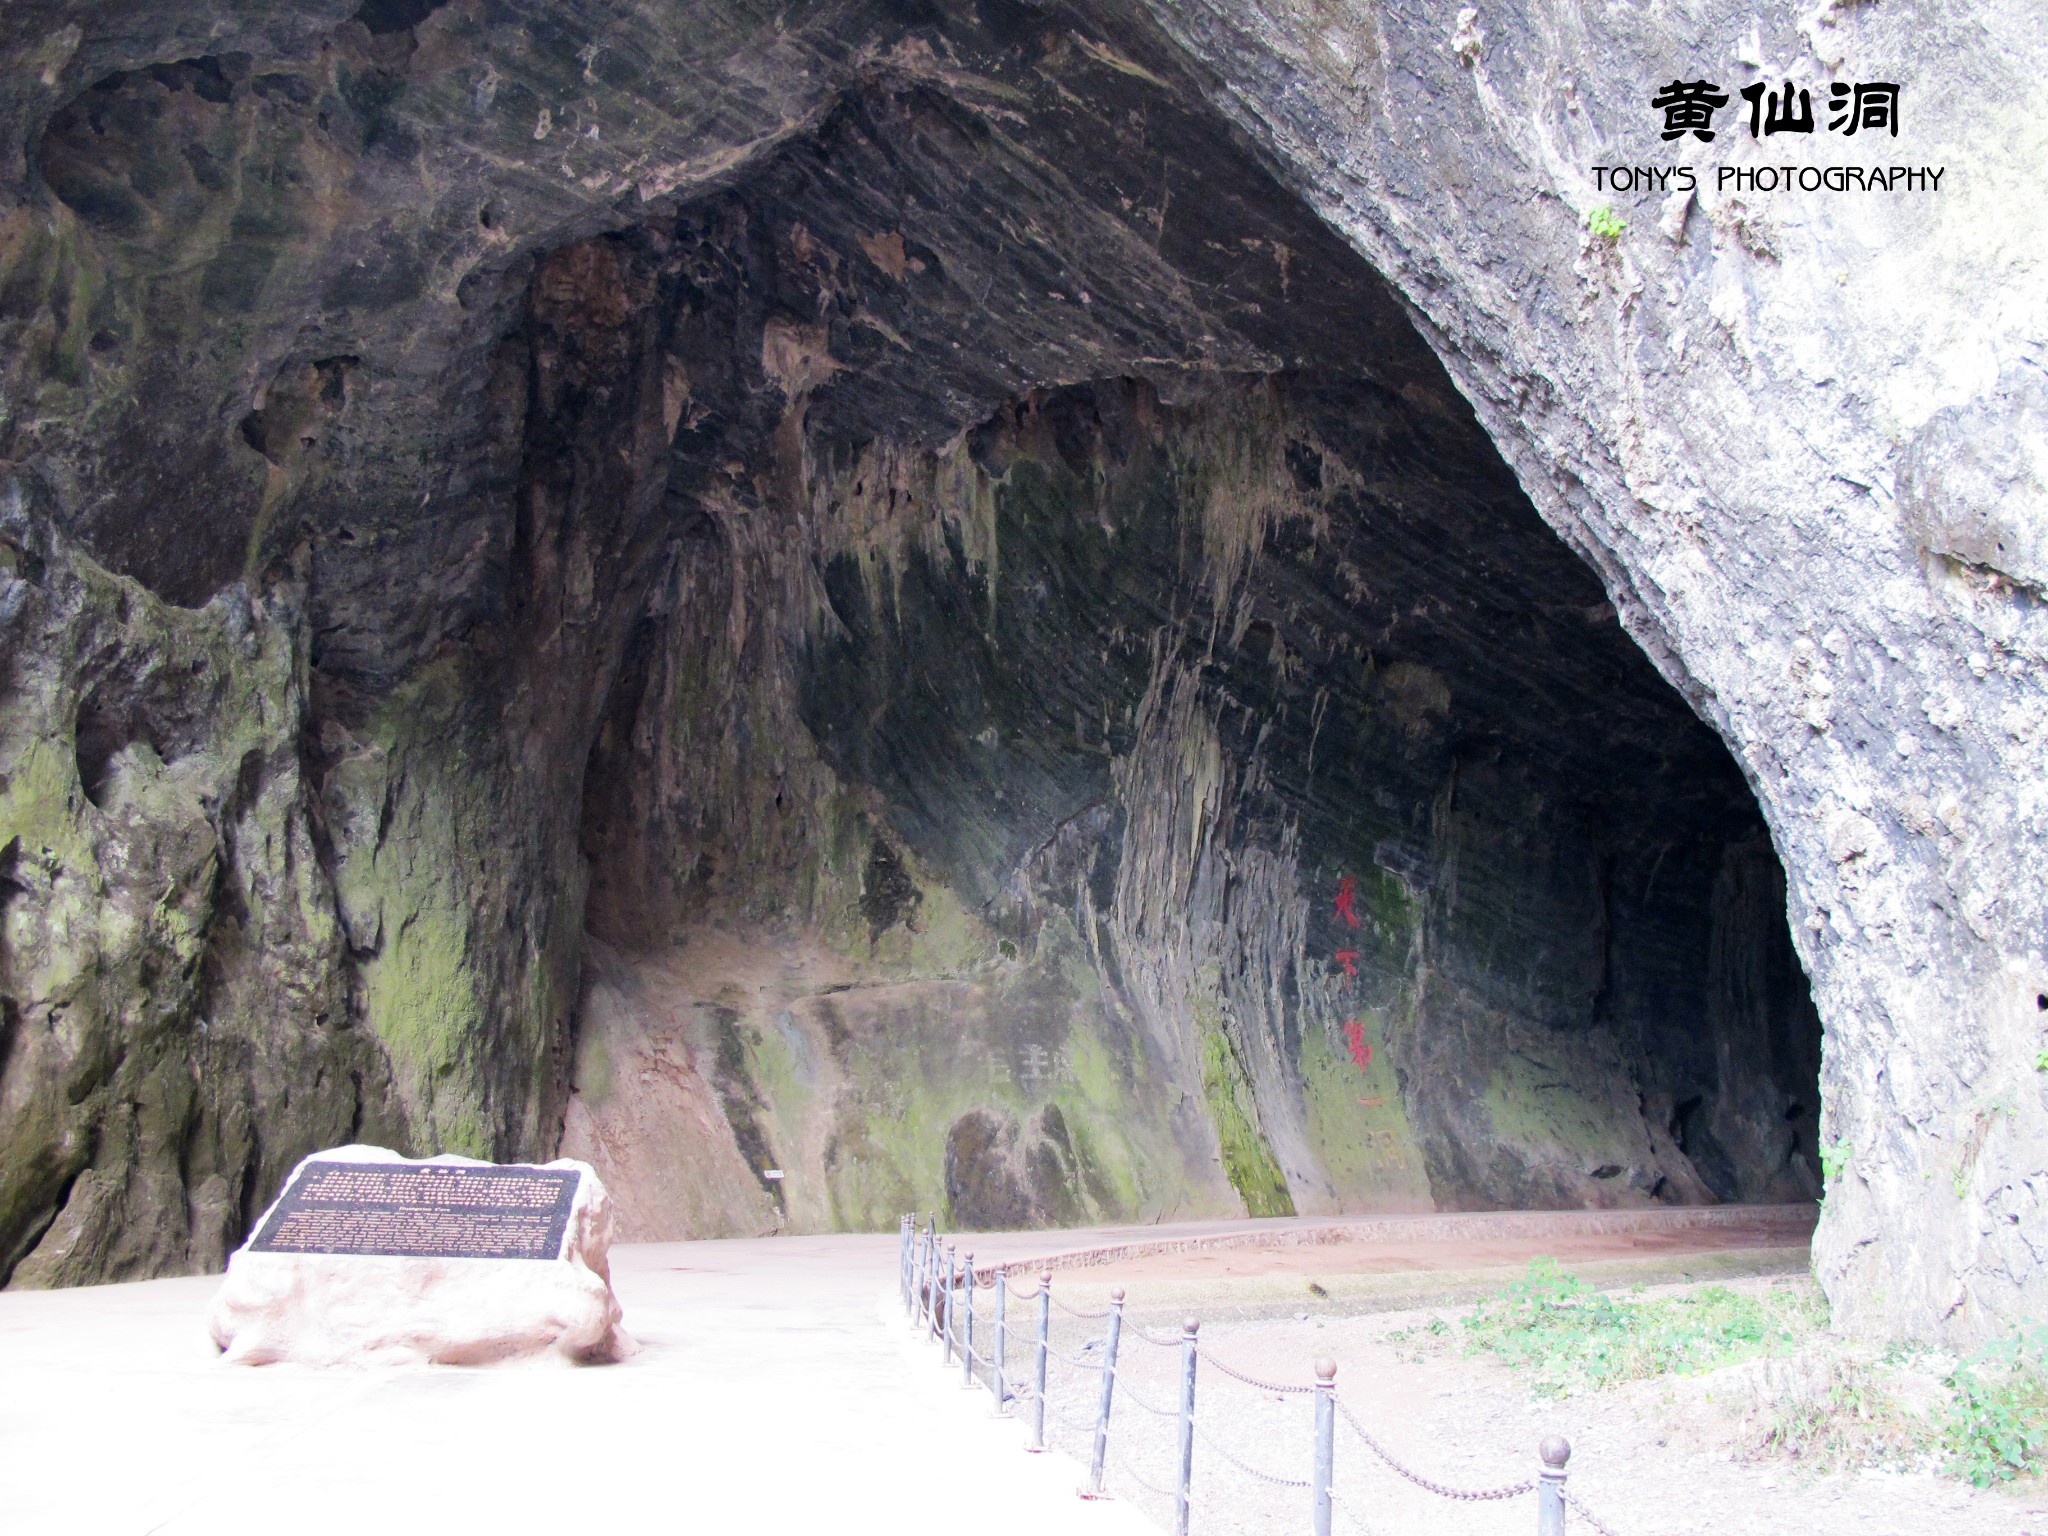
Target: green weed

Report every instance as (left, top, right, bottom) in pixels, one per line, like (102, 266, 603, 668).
(1585, 204, 1626, 240)
(1444, 1263, 2048, 1488)
(1942, 1326, 2048, 1486)
(1742, 1326, 2048, 1484)
(1460, 1258, 1824, 1396)
(1741, 1349, 1939, 1472)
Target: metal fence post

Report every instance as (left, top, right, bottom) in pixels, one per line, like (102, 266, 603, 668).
(927, 1217, 942, 1341)
(1085, 1287, 1125, 1497)
(952, 1248, 965, 1370)
(962, 1253, 977, 1388)
(956, 1247, 969, 1366)
(921, 1228, 937, 1335)
(1175, 1317, 1199, 1536)
(899, 1215, 911, 1310)
(917, 1222, 932, 1333)
(943, 1245, 957, 1365)
(1537, 1437, 1569, 1536)
(991, 1273, 1009, 1412)
(1312, 1358, 1336, 1536)
(1028, 1272, 1051, 1453)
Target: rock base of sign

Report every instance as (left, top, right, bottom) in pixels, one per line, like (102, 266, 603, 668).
(208, 1146, 633, 1367)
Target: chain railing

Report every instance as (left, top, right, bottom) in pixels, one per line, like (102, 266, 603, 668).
(897, 1213, 1623, 1536)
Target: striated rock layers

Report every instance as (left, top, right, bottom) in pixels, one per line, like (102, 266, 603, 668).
(0, 2, 2035, 1342)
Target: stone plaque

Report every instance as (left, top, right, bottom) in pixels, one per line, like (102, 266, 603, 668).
(248, 1161, 581, 1261)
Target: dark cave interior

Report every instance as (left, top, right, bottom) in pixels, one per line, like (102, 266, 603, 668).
(541, 82, 1824, 1226)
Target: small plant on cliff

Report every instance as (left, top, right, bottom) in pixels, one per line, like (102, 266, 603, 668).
(1942, 1326, 2048, 1486)
(1585, 203, 1626, 240)
(1819, 1138, 1853, 1186)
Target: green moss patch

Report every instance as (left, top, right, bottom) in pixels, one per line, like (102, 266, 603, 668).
(1298, 1010, 1430, 1206)
(1200, 1019, 1294, 1218)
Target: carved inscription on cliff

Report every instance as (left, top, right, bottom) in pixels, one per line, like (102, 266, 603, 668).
(249, 1162, 579, 1261)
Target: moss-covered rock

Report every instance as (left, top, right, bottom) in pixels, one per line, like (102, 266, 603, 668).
(0, 501, 405, 1287)
(1199, 1016, 1295, 1218)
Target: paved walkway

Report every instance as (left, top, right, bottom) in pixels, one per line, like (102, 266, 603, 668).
(0, 1233, 1153, 1536)
(0, 1207, 1813, 1535)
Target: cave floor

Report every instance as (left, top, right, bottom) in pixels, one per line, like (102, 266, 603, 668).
(1030, 1285, 2048, 1536)
(0, 1231, 1155, 1536)
(2, 1204, 2002, 1536)
(979, 1204, 1819, 1323)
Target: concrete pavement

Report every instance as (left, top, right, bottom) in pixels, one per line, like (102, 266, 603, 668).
(0, 1232, 1154, 1536)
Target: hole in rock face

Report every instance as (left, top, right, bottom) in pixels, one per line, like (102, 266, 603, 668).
(69, 639, 221, 812)
(859, 838, 921, 942)
(73, 681, 189, 809)
(352, 0, 450, 37)
(485, 23, 1826, 1232)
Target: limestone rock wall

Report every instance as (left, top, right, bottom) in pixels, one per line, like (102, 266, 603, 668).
(0, 491, 406, 1285)
(1129, 0, 2048, 1339)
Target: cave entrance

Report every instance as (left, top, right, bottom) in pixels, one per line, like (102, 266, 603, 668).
(547, 28, 1821, 1238)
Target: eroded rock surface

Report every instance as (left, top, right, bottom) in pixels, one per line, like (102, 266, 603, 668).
(0, 1, 2036, 1341)
(1137, 0, 2048, 1339)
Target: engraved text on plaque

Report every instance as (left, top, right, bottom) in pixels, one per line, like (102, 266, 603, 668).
(249, 1162, 580, 1261)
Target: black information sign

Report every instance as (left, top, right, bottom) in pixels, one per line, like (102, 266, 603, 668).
(249, 1161, 580, 1261)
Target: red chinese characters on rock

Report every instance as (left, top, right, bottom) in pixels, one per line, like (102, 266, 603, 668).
(1342, 1018, 1372, 1073)
(1334, 875, 1360, 930)
(1333, 948, 1360, 979)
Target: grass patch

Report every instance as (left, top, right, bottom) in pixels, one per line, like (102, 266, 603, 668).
(1942, 1326, 2048, 1486)
(1741, 1349, 1939, 1473)
(1455, 1257, 1825, 1396)
(1439, 1260, 2048, 1487)
(1741, 1332, 2048, 1485)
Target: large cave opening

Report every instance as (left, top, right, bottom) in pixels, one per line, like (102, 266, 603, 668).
(0, 0, 1843, 1294)
(524, 58, 1823, 1238)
